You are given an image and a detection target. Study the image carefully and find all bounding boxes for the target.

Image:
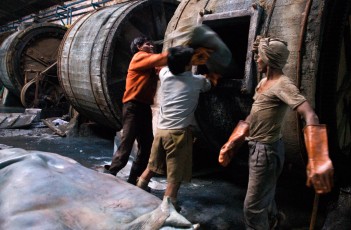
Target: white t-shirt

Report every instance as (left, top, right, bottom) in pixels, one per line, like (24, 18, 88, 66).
(157, 67, 211, 129)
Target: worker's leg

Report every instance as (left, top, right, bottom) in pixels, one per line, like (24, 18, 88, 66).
(108, 102, 139, 175)
(129, 103, 153, 184)
(244, 140, 285, 230)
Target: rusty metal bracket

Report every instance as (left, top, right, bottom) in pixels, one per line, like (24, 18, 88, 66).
(20, 62, 58, 108)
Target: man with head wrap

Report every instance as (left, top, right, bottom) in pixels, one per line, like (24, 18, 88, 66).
(218, 37, 334, 229)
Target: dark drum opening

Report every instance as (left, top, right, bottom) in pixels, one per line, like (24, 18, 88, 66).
(203, 16, 250, 80)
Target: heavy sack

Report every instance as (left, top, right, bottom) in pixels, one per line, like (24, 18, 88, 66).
(164, 24, 232, 74)
(187, 25, 232, 74)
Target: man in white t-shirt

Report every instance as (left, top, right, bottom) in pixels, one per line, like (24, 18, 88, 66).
(136, 45, 218, 210)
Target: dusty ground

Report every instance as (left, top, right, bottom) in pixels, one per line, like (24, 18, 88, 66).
(0, 106, 330, 230)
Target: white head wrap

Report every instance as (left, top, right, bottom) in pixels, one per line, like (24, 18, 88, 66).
(258, 38, 289, 69)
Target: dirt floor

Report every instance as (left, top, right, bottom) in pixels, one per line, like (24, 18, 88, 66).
(0, 106, 331, 230)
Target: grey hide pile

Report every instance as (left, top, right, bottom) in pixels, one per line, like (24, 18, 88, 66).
(0, 148, 197, 230)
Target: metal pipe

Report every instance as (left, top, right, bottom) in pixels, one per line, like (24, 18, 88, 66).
(0, 0, 87, 31)
(262, 0, 277, 37)
(40, 61, 58, 76)
(0, 0, 114, 32)
(48, 10, 94, 24)
(309, 193, 319, 230)
(39, 0, 87, 18)
(41, 0, 114, 23)
(296, 0, 314, 167)
(297, 0, 313, 88)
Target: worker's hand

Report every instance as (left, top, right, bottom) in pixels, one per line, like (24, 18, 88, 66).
(252, 35, 262, 61)
(251, 35, 262, 53)
(218, 142, 235, 167)
(191, 47, 213, 65)
(205, 73, 221, 86)
(304, 125, 334, 194)
(306, 158, 334, 194)
(218, 120, 249, 167)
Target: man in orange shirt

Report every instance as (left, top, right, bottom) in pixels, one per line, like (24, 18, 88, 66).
(105, 36, 168, 185)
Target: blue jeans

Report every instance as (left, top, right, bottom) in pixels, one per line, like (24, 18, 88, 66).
(244, 139, 285, 230)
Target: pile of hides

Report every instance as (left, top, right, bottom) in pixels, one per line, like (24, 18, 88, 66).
(0, 148, 197, 230)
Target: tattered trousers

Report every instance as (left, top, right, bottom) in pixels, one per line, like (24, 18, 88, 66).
(244, 139, 285, 230)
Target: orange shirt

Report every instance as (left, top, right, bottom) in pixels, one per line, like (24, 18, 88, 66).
(122, 51, 168, 105)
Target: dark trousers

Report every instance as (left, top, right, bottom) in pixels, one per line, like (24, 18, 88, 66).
(109, 101, 153, 184)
